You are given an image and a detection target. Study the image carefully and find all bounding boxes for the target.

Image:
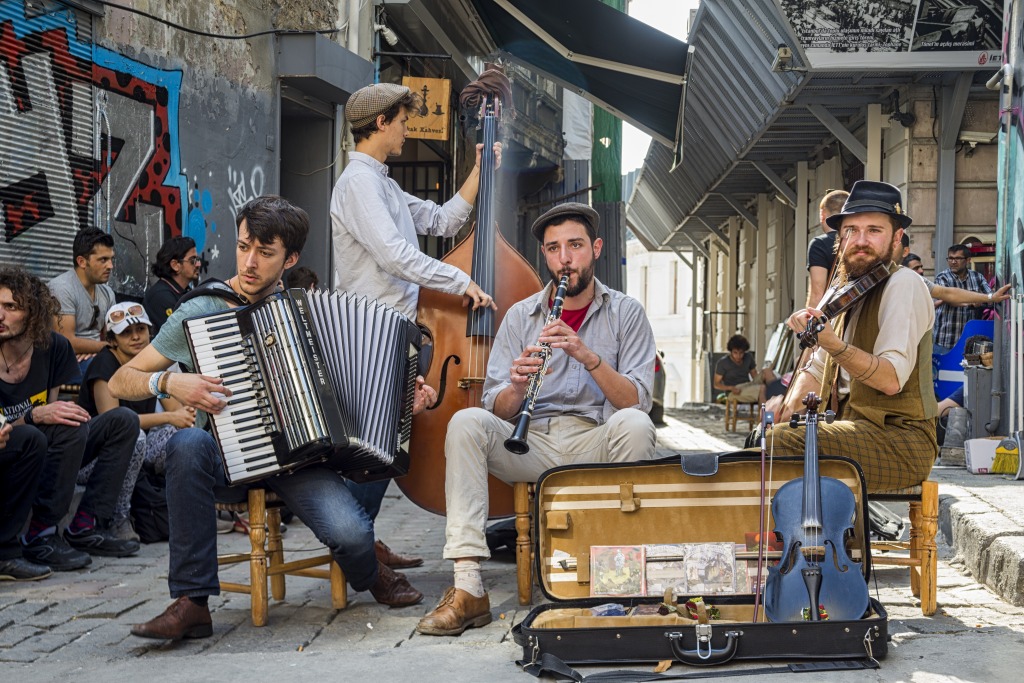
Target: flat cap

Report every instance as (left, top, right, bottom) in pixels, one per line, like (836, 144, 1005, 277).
(345, 83, 411, 128)
(531, 202, 600, 242)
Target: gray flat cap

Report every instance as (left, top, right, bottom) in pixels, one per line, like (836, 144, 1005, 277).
(345, 83, 411, 128)
(531, 202, 600, 242)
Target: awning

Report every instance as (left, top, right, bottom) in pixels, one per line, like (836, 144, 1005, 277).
(470, 0, 690, 153)
(277, 33, 374, 105)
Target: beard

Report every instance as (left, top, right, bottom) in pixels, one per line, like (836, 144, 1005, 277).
(549, 260, 595, 298)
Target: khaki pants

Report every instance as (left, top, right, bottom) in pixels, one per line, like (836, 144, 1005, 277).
(442, 408, 656, 560)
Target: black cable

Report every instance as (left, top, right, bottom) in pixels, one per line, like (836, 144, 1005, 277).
(55, 0, 339, 40)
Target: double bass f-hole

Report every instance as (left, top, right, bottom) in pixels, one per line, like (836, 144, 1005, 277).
(428, 355, 462, 409)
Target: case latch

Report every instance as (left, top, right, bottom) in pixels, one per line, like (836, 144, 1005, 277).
(619, 483, 640, 512)
(694, 623, 713, 660)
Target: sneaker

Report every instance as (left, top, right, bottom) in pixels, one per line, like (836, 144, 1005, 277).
(216, 516, 235, 534)
(111, 517, 141, 543)
(22, 533, 92, 571)
(66, 525, 140, 557)
(0, 557, 53, 581)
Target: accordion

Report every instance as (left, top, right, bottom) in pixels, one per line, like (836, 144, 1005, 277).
(184, 289, 420, 485)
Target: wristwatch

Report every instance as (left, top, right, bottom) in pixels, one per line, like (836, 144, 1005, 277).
(23, 406, 36, 426)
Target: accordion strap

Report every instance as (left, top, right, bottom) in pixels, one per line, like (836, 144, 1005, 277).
(176, 278, 248, 308)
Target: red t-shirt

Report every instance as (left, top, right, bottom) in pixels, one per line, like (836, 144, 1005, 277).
(553, 301, 591, 332)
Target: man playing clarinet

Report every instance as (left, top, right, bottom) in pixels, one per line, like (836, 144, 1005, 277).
(415, 202, 657, 637)
(109, 196, 425, 642)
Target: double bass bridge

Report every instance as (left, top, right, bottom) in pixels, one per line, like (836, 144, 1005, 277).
(457, 376, 486, 389)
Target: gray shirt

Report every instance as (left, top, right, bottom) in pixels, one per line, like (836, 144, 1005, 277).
(481, 278, 656, 425)
(330, 151, 473, 319)
(151, 295, 232, 429)
(48, 269, 116, 342)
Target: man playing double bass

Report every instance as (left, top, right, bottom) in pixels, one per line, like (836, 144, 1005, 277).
(330, 82, 500, 572)
(764, 181, 938, 493)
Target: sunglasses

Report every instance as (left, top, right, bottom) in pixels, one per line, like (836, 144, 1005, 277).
(181, 256, 200, 265)
(89, 305, 100, 330)
(108, 304, 145, 324)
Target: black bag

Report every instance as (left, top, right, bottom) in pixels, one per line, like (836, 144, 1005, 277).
(131, 467, 170, 543)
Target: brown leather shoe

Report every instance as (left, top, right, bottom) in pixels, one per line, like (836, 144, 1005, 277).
(369, 562, 423, 607)
(130, 597, 212, 640)
(375, 539, 423, 569)
(416, 587, 492, 636)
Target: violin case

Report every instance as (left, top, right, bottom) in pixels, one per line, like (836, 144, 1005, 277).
(512, 452, 888, 674)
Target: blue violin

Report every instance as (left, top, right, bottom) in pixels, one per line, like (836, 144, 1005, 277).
(763, 393, 870, 622)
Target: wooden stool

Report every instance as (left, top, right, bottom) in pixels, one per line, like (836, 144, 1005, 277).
(216, 488, 347, 626)
(514, 481, 535, 606)
(869, 480, 938, 616)
(724, 396, 758, 432)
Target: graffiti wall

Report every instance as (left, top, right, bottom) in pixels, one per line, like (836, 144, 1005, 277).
(0, 1, 279, 296)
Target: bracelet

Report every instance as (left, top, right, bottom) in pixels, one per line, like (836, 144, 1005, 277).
(585, 356, 602, 373)
(830, 341, 849, 357)
(158, 370, 171, 397)
(988, 291, 994, 302)
(149, 371, 170, 399)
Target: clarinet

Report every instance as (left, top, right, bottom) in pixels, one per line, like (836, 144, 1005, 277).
(504, 275, 570, 454)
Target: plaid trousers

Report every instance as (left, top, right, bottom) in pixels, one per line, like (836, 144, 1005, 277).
(764, 416, 936, 493)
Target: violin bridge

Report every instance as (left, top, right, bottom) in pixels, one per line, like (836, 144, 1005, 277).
(800, 545, 826, 560)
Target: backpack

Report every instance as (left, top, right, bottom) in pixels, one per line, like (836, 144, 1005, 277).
(130, 467, 170, 543)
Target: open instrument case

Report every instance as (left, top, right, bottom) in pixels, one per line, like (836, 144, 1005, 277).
(512, 452, 888, 672)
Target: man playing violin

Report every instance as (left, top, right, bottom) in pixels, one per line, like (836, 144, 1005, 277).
(764, 181, 938, 493)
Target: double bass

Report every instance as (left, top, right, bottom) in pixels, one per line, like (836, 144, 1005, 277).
(399, 70, 543, 516)
(763, 392, 870, 622)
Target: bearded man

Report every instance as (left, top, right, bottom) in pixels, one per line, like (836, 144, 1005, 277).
(764, 180, 938, 493)
(415, 202, 657, 637)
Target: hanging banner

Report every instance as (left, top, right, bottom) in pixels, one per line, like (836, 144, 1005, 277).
(775, 0, 1004, 70)
(402, 77, 451, 140)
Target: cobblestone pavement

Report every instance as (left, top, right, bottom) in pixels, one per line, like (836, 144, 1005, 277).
(2, 406, 1023, 682)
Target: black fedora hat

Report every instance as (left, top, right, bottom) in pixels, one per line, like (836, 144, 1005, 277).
(530, 202, 600, 242)
(825, 180, 912, 231)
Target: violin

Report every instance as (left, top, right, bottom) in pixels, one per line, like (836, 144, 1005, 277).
(763, 392, 870, 622)
(798, 261, 893, 349)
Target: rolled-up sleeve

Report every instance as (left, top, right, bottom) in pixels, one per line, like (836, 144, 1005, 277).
(872, 268, 934, 388)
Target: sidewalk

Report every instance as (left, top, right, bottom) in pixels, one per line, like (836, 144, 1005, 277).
(1, 407, 1022, 682)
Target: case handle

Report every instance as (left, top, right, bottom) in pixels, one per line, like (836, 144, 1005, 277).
(664, 627, 741, 666)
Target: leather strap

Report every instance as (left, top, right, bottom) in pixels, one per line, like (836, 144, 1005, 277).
(517, 651, 878, 682)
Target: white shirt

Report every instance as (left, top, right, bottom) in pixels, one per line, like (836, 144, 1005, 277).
(330, 152, 472, 319)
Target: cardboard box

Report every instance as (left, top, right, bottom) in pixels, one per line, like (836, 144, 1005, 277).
(965, 437, 1001, 474)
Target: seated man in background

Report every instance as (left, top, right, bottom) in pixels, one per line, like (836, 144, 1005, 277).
(285, 265, 319, 291)
(416, 202, 657, 637)
(1, 266, 139, 571)
(713, 334, 777, 405)
(48, 228, 117, 380)
(142, 236, 200, 335)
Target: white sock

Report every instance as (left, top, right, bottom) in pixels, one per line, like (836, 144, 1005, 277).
(453, 560, 486, 598)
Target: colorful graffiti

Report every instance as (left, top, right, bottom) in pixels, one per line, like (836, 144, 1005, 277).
(0, 1, 191, 288)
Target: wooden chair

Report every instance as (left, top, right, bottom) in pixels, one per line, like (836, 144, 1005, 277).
(724, 396, 758, 432)
(216, 488, 347, 626)
(869, 480, 939, 616)
(514, 482, 535, 605)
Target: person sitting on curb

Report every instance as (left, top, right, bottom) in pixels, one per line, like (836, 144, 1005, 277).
(0, 266, 140, 572)
(77, 302, 196, 541)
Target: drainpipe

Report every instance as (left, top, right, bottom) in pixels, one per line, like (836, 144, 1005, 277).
(987, 64, 1015, 435)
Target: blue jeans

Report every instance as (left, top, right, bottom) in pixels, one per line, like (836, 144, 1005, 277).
(33, 407, 139, 527)
(164, 428, 378, 598)
(344, 478, 390, 521)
